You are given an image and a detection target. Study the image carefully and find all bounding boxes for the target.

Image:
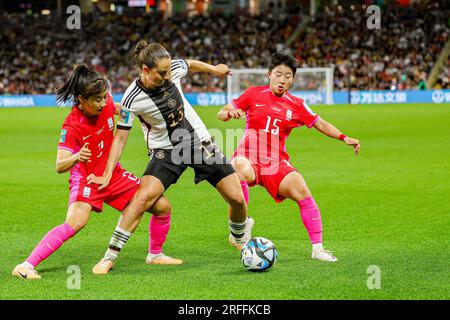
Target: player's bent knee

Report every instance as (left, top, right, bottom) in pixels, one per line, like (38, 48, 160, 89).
(231, 158, 254, 182)
(66, 220, 86, 233)
(227, 192, 246, 209)
(151, 198, 172, 215)
(135, 190, 160, 211)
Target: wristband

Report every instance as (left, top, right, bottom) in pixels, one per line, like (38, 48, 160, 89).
(338, 134, 347, 141)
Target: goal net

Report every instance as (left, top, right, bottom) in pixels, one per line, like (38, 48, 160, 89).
(227, 67, 334, 105)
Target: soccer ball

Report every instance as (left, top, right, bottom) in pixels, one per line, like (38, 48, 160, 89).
(241, 237, 277, 272)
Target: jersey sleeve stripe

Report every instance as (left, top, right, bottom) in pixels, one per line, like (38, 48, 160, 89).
(171, 59, 189, 71)
(123, 84, 140, 109)
(170, 63, 181, 71)
(307, 115, 320, 128)
(57, 146, 76, 153)
(124, 86, 141, 110)
(123, 85, 140, 109)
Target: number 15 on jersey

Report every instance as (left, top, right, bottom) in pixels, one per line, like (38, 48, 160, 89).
(264, 116, 281, 136)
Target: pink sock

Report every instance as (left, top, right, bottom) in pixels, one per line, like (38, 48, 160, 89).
(298, 197, 323, 244)
(241, 181, 250, 205)
(26, 223, 76, 267)
(149, 212, 171, 254)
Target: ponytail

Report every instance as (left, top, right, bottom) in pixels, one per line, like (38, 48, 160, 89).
(56, 64, 107, 105)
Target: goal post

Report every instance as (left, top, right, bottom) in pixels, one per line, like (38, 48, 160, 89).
(227, 67, 334, 105)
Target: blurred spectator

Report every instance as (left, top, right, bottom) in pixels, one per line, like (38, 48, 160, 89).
(0, 2, 449, 94)
(435, 57, 450, 89)
(292, 2, 449, 91)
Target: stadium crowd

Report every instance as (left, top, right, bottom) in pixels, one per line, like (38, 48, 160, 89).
(0, 2, 449, 95)
(292, 2, 450, 91)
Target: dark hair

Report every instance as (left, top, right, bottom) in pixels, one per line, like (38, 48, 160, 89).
(134, 40, 171, 69)
(268, 50, 298, 76)
(56, 64, 107, 104)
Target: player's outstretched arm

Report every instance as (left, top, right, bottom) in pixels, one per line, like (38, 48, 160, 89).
(56, 143, 91, 173)
(185, 60, 231, 77)
(312, 118, 360, 155)
(217, 103, 244, 121)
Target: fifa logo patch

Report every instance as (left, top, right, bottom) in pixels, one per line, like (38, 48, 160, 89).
(119, 109, 130, 123)
(59, 129, 67, 143)
(286, 110, 292, 121)
(107, 117, 114, 130)
(83, 187, 91, 198)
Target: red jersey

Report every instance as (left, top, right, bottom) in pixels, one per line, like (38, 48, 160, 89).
(232, 85, 319, 161)
(58, 93, 117, 181)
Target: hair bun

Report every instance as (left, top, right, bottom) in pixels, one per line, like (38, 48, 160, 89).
(73, 63, 89, 74)
(134, 41, 148, 59)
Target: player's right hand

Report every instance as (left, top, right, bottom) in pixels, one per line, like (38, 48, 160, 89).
(98, 174, 112, 191)
(86, 173, 111, 191)
(87, 174, 106, 185)
(77, 143, 92, 162)
(227, 109, 244, 119)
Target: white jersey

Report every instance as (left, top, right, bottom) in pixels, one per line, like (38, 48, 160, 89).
(117, 59, 211, 151)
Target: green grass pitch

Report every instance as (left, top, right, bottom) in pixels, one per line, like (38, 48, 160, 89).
(0, 103, 449, 300)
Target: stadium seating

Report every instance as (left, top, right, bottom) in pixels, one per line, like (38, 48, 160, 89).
(0, 2, 448, 95)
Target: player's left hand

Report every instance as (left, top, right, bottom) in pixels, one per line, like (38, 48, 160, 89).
(213, 64, 232, 77)
(87, 174, 109, 186)
(343, 137, 360, 156)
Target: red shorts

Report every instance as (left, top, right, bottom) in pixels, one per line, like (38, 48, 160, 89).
(233, 149, 297, 203)
(68, 166, 140, 212)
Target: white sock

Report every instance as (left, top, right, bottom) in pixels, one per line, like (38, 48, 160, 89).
(104, 226, 133, 261)
(312, 243, 323, 251)
(104, 249, 119, 261)
(229, 219, 247, 242)
(148, 252, 163, 258)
